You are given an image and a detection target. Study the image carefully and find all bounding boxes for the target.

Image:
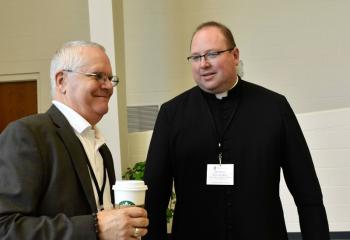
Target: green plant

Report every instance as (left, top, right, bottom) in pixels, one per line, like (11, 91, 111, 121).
(123, 161, 176, 223)
(123, 161, 146, 180)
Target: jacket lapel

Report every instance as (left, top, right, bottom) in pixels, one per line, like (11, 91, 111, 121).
(47, 105, 97, 212)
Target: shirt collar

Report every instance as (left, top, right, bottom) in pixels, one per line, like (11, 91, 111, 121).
(52, 100, 92, 134)
(215, 76, 239, 99)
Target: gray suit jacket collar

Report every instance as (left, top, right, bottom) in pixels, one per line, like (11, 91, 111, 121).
(47, 105, 104, 212)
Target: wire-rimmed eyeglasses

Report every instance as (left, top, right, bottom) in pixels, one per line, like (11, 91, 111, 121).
(187, 48, 234, 63)
(63, 69, 119, 87)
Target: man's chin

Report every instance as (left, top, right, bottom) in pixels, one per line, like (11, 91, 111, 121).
(95, 105, 109, 116)
(199, 83, 220, 94)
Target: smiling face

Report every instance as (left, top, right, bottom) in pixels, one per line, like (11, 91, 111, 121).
(190, 26, 240, 94)
(55, 46, 114, 125)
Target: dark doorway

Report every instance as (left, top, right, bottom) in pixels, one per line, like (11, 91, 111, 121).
(0, 81, 37, 133)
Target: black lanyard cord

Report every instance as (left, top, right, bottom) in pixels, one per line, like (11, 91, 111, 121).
(86, 157, 107, 211)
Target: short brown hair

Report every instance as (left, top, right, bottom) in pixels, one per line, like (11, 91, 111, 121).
(190, 21, 236, 49)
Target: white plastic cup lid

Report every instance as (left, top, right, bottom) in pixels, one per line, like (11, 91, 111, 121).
(113, 180, 148, 191)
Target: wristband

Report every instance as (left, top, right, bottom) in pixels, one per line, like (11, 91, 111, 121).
(92, 212, 99, 235)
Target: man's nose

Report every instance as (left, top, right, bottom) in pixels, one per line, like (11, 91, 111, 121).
(199, 56, 210, 67)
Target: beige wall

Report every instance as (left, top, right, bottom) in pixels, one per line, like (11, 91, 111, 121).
(0, 0, 90, 112)
(123, 0, 350, 113)
(123, 0, 192, 106)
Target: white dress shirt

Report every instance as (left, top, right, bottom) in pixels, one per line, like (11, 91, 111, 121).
(52, 100, 113, 210)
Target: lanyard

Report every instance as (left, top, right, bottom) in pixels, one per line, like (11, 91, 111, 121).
(204, 90, 240, 165)
(85, 151, 107, 211)
(218, 142, 223, 165)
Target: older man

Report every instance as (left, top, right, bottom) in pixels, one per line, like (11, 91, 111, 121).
(0, 41, 148, 240)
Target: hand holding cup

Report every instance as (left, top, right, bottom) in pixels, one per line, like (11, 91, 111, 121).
(97, 180, 149, 240)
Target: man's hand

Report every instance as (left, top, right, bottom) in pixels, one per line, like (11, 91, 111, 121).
(97, 207, 148, 240)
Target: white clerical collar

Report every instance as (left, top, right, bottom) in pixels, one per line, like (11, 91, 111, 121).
(215, 76, 239, 99)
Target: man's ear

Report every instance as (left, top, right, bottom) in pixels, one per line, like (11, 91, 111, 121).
(232, 47, 240, 66)
(55, 71, 66, 94)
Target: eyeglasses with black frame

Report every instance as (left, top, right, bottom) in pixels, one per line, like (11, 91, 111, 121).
(187, 48, 234, 63)
(63, 69, 120, 87)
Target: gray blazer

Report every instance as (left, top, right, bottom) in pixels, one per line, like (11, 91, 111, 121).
(0, 105, 115, 239)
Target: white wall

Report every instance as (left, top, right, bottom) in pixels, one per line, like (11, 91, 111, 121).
(232, 1, 350, 113)
(127, 130, 153, 167)
(123, 0, 191, 106)
(123, 0, 350, 113)
(88, 0, 122, 179)
(281, 108, 350, 232)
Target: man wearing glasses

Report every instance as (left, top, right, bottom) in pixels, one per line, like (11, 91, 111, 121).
(144, 21, 329, 239)
(0, 41, 148, 239)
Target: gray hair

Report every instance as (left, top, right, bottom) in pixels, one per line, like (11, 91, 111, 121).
(50, 40, 105, 97)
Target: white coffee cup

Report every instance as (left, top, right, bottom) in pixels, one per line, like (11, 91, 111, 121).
(113, 180, 148, 208)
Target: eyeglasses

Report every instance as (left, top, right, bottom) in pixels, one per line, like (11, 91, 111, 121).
(187, 48, 234, 63)
(63, 69, 119, 87)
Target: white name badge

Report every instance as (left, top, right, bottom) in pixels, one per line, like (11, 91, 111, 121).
(206, 164, 234, 185)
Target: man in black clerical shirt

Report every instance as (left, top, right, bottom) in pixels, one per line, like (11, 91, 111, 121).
(143, 21, 329, 240)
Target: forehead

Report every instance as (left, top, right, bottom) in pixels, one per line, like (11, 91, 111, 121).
(191, 26, 227, 52)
